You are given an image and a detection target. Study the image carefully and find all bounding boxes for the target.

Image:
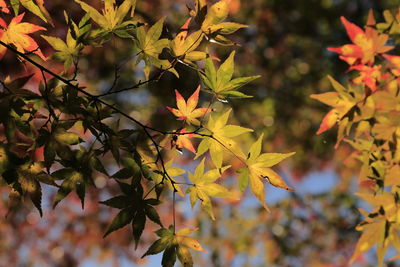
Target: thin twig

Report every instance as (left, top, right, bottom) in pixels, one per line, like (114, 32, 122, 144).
(172, 191, 176, 233)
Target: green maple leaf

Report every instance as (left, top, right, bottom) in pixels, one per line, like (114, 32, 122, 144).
(15, 0, 54, 25)
(238, 134, 295, 211)
(101, 181, 163, 248)
(186, 158, 231, 220)
(75, 0, 136, 31)
(135, 17, 178, 79)
(136, 17, 167, 58)
(196, 109, 252, 168)
(41, 29, 80, 69)
(52, 167, 85, 208)
(200, 51, 260, 100)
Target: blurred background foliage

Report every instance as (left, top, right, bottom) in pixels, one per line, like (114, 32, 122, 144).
(1, 0, 400, 266)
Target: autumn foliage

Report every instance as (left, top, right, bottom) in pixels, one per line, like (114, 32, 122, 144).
(313, 10, 400, 265)
(1, 0, 400, 266)
(0, 0, 297, 265)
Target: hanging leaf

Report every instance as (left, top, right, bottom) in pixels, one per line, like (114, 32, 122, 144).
(310, 76, 356, 134)
(186, 158, 231, 219)
(171, 18, 205, 63)
(240, 134, 295, 211)
(166, 86, 211, 126)
(142, 226, 206, 267)
(52, 168, 84, 208)
(196, 109, 252, 168)
(135, 17, 177, 78)
(75, 0, 136, 31)
(200, 52, 260, 99)
(19, 0, 53, 25)
(103, 207, 135, 237)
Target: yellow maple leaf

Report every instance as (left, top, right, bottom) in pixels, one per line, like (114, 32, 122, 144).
(310, 76, 356, 135)
(176, 228, 208, 253)
(242, 134, 295, 211)
(196, 108, 252, 168)
(350, 220, 387, 266)
(186, 158, 231, 219)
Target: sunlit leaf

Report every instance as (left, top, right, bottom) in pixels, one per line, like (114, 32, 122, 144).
(186, 158, 231, 219)
(200, 51, 260, 99)
(0, 13, 46, 60)
(167, 86, 211, 126)
(196, 109, 252, 168)
(240, 134, 295, 210)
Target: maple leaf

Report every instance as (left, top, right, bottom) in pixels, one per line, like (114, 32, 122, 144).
(310, 75, 357, 134)
(170, 17, 206, 64)
(383, 54, 400, 82)
(350, 220, 387, 266)
(151, 160, 185, 197)
(17, 0, 54, 25)
(186, 158, 231, 219)
(371, 111, 400, 143)
(0, 13, 46, 60)
(135, 17, 177, 78)
(175, 227, 208, 253)
(196, 109, 252, 168)
(75, 0, 136, 31)
(41, 29, 80, 69)
(376, 9, 400, 34)
(142, 226, 207, 267)
(349, 192, 399, 267)
(40, 13, 91, 69)
(167, 86, 211, 126)
(201, 0, 229, 29)
(328, 12, 393, 65)
(0, 0, 10, 13)
(172, 128, 196, 154)
(196, 0, 246, 46)
(136, 17, 168, 58)
(200, 51, 260, 100)
(4, 160, 56, 217)
(238, 134, 295, 211)
(351, 64, 384, 92)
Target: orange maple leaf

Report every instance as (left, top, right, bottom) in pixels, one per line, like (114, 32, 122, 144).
(167, 86, 211, 125)
(311, 76, 356, 135)
(351, 64, 385, 92)
(0, 0, 9, 13)
(328, 11, 393, 66)
(316, 109, 338, 135)
(172, 128, 196, 154)
(0, 13, 46, 60)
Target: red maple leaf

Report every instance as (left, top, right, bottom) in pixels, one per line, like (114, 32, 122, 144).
(351, 64, 386, 92)
(0, 0, 9, 13)
(328, 11, 393, 66)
